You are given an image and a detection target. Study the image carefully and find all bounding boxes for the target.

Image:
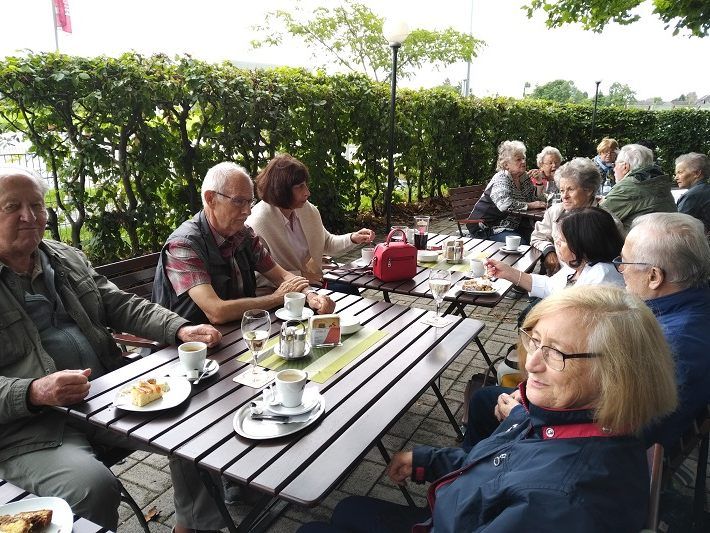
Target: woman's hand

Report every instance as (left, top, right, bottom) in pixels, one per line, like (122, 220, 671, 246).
(485, 259, 518, 283)
(350, 228, 375, 244)
(386, 450, 413, 485)
(543, 252, 560, 276)
(527, 201, 547, 210)
(528, 168, 545, 186)
(494, 391, 522, 421)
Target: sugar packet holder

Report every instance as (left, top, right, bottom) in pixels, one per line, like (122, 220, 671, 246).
(309, 314, 341, 347)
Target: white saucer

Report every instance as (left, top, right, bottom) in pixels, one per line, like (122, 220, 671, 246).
(265, 386, 321, 415)
(275, 307, 315, 321)
(500, 246, 524, 254)
(339, 314, 362, 335)
(168, 359, 219, 381)
(273, 341, 312, 360)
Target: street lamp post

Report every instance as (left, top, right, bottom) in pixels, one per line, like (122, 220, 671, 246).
(383, 20, 411, 233)
(591, 80, 601, 142)
(523, 81, 530, 98)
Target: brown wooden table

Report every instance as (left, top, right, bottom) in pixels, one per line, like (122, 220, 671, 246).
(324, 233, 540, 367)
(54, 291, 484, 532)
(0, 479, 108, 533)
(510, 207, 546, 221)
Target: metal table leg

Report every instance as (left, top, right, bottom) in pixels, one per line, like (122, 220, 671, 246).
(430, 382, 464, 441)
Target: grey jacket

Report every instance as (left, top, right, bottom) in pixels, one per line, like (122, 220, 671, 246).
(0, 240, 188, 462)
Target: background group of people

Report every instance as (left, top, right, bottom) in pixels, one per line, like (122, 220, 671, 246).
(0, 136, 709, 532)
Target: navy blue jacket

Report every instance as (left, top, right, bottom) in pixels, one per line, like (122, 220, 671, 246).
(644, 287, 710, 449)
(412, 385, 648, 532)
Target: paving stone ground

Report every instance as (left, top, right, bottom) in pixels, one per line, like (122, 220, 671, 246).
(112, 215, 709, 532)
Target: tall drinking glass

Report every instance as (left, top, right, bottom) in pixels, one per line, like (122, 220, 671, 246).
(414, 216, 430, 250)
(241, 309, 271, 386)
(428, 269, 452, 328)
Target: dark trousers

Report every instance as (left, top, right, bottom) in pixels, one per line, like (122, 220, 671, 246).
(462, 385, 515, 452)
(298, 495, 430, 533)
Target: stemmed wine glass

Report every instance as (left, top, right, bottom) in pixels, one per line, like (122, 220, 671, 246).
(241, 309, 271, 386)
(428, 269, 452, 328)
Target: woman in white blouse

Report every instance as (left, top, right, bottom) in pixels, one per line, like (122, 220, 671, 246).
(486, 206, 624, 298)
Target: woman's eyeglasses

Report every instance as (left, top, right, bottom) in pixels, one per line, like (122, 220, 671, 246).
(519, 328, 599, 371)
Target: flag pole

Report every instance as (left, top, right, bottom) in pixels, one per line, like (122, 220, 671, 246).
(50, 0, 59, 51)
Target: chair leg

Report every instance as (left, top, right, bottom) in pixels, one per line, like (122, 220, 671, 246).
(692, 433, 709, 530)
(119, 480, 151, 533)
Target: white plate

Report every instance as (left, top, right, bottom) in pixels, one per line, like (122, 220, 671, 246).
(499, 246, 524, 254)
(274, 307, 315, 321)
(263, 385, 321, 415)
(273, 342, 311, 360)
(113, 376, 192, 411)
(168, 359, 219, 381)
(417, 250, 439, 262)
(233, 394, 326, 440)
(339, 314, 362, 335)
(354, 259, 372, 267)
(455, 279, 498, 295)
(0, 496, 73, 533)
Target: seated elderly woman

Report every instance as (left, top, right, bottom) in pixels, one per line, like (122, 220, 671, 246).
(528, 145, 562, 196)
(531, 157, 622, 275)
(592, 137, 619, 188)
(466, 140, 547, 244)
(247, 154, 374, 292)
(488, 206, 624, 298)
(674, 152, 710, 236)
(299, 285, 678, 532)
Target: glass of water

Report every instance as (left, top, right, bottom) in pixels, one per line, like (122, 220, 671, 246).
(428, 269, 452, 328)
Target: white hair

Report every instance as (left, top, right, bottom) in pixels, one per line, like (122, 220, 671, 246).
(675, 152, 710, 179)
(536, 146, 562, 167)
(556, 157, 602, 193)
(616, 144, 654, 171)
(629, 212, 710, 287)
(496, 140, 526, 171)
(201, 162, 251, 206)
(0, 166, 50, 196)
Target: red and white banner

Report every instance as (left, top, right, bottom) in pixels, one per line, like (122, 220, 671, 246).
(53, 0, 72, 34)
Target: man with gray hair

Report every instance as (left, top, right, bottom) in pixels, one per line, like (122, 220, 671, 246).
(614, 212, 710, 449)
(601, 143, 676, 230)
(153, 162, 335, 325)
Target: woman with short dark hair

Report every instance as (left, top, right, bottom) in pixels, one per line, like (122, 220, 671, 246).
(247, 154, 374, 289)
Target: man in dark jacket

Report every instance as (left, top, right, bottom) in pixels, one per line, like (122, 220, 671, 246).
(601, 143, 676, 230)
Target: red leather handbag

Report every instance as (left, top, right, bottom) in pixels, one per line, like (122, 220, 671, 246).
(372, 228, 417, 282)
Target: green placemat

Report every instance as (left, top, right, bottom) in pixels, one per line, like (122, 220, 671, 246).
(238, 327, 388, 383)
(418, 258, 470, 272)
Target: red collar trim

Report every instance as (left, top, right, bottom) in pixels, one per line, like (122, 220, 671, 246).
(541, 422, 614, 439)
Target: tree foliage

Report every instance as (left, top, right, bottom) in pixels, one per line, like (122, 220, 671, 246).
(251, 1, 483, 81)
(524, 0, 710, 38)
(1, 53, 708, 263)
(602, 82, 637, 106)
(529, 80, 589, 103)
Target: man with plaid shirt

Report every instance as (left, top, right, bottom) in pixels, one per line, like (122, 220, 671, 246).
(153, 162, 335, 324)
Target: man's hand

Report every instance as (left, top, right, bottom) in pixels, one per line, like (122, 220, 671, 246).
(29, 369, 92, 407)
(274, 276, 310, 296)
(386, 450, 413, 485)
(308, 293, 335, 314)
(177, 324, 222, 347)
(494, 391, 522, 422)
(543, 252, 560, 276)
(350, 228, 375, 244)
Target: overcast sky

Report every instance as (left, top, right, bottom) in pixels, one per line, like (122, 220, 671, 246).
(2, 0, 709, 101)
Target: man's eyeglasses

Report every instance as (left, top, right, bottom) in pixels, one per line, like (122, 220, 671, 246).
(213, 191, 256, 209)
(519, 328, 599, 372)
(612, 256, 653, 273)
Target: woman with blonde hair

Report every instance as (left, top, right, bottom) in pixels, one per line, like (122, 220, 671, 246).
(299, 285, 677, 533)
(593, 137, 619, 186)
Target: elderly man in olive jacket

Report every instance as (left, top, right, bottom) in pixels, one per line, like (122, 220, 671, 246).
(0, 167, 225, 532)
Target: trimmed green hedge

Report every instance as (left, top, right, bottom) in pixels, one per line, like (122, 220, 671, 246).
(1, 53, 708, 263)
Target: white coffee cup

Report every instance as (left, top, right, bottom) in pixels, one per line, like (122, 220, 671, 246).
(361, 246, 375, 265)
(284, 292, 306, 318)
(275, 368, 308, 407)
(505, 235, 521, 251)
(469, 258, 485, 277)
(178, 341, 207, 379)
(404, 228, 415, 243)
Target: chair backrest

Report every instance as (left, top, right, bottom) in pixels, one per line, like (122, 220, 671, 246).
(646, 443, 664, 531)
(95, 252, 161, 299)
(449, 185, 486, 222)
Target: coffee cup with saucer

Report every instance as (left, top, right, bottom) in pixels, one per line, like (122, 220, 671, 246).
(259, 380, 321, 415)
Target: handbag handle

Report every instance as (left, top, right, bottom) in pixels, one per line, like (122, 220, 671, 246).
(385, 228, 408, 245)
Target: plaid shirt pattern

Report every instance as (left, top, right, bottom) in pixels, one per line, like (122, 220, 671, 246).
(165, 224, 275, 297)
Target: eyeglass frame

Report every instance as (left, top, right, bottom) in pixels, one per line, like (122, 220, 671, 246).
(519, 328, 599, 372)
(611, 255, 655, 273)
(212, 191, 256, 209)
